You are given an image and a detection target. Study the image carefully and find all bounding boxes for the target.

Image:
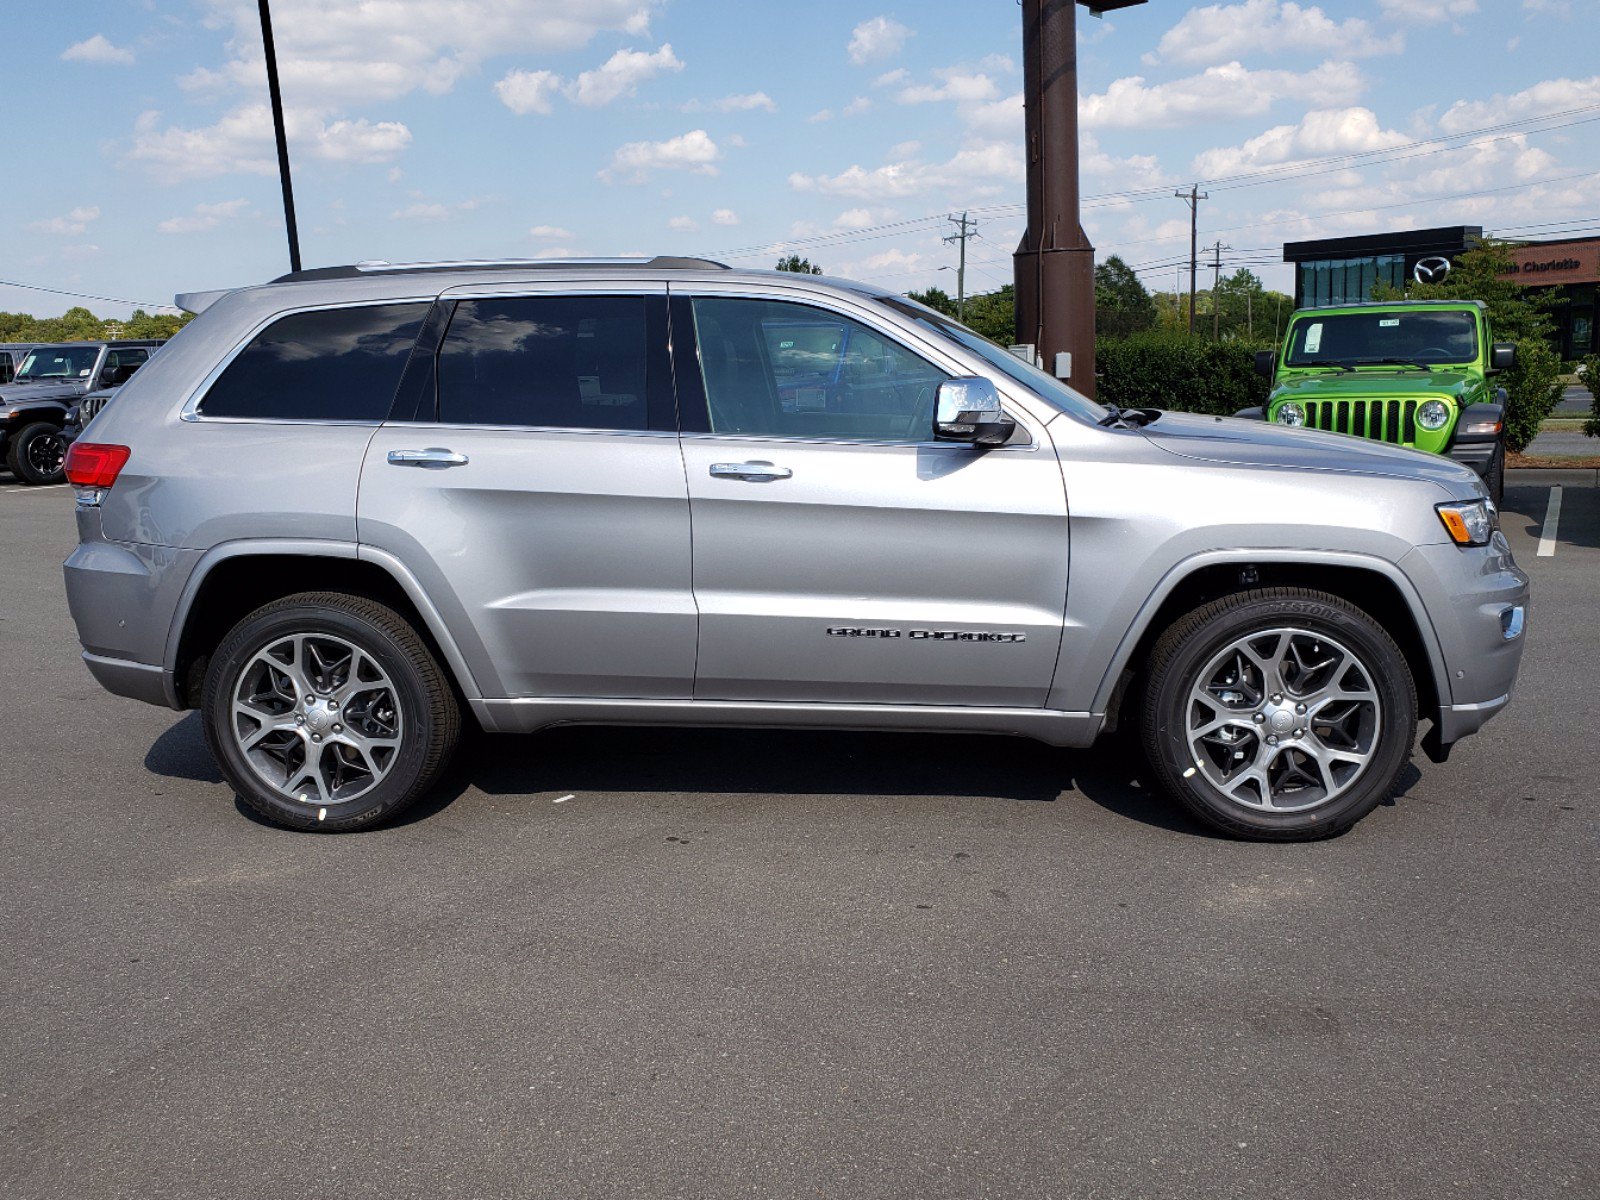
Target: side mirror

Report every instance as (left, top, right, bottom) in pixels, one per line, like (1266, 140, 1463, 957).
(99, 365, 126, 387)
(1490, 342, 1518, 372)
(1254, 350, 1277, 378)
(934, 376, 1015, 445)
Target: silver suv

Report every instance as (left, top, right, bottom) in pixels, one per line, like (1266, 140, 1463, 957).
(62, 258, 1529, 840)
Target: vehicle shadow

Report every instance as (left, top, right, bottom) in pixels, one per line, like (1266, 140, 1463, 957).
(142, 712, 1221, 838)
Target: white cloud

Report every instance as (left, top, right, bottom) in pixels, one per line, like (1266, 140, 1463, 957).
(848, 16, 912, 65)
(567, 43, 683, 106)
(897, 70, 1000, 105)
(600, 129, 721, 183)
(711, 208, 739, 226)
(1080, 60, 1365, 129)
(682, 91, 776, 113)
(125, 105, 411, 182)
(1192, 107, 1409, 177)
(808, 109, 834, 123)
(833, 208, 877, 229)
(872, 68, 909, 88)
(1149, 1, 1402, 66)
(60, 244, 102, 261)
(529, 224, 575, 239)
(1374, 0, 1477, 22)
(842, 96, 873, 116)
(1437, 76, 1600, 134)
(157, 198, 250, 233)
(28, 206, 101, 235)
(667, 215, 699, 231)
(61, 34, 134, 65)
(184, 0, 658, 107)
(391, 198, 482, 221)
(495, 69, 562, 114)
(790, 140, 1022, 201)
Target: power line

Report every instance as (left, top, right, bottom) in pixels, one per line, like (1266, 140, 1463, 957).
(0, 278, 181, 311)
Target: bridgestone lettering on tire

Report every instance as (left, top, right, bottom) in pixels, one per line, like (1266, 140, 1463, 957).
(1141, 587, 1417, 841)
(202, 592, 460, 832)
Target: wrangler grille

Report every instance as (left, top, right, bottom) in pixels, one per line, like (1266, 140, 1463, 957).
(79, 392, 112, 423)
(1304, 398, 1421, 446)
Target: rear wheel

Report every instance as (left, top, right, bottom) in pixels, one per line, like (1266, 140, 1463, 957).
(1141, 587, 1416, 841)
(202, 592, 460, 831)
(6, 421, 68, 485)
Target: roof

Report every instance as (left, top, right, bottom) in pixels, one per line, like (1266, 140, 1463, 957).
(1294, 299, 1488, 313)
(269, 256, 731, 284)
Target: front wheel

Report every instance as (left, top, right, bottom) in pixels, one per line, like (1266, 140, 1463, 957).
(1141, 588, 1417, 841)
(202, 592, 460, 831)
(1484, 440, 1505, 507)
(6, 421, 68, 484)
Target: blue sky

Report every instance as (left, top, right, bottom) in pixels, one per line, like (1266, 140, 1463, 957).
(6, 0, 1600, 317)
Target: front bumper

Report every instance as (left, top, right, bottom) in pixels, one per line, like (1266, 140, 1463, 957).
(1400, 533, 1529, 751)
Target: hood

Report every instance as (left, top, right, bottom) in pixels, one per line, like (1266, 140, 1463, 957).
(1141, 410, 1482, 491)
(0, 378, 84, 405)
(1271, 369, 1477, 403)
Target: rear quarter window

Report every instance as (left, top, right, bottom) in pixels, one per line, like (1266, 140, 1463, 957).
(199, 303, 429, 421)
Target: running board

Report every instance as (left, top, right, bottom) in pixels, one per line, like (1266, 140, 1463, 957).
(473, 696, 1103, 747)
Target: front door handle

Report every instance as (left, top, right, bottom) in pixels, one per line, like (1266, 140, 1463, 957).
(388, 447, 469, 469)
(709, 461, 792, 482)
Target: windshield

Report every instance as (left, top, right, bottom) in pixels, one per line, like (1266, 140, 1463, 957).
(1284, 310, 1479, 367)
(16, 345, 100, 381)
(879, 296, 1107, 422)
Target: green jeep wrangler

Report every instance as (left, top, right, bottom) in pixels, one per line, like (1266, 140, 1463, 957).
(1238, 299, 1516, 503)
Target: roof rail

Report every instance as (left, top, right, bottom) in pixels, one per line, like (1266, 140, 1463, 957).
(270, 255, 730, 284)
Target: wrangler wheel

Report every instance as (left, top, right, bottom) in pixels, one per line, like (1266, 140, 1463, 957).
(1141, 587, 1416, 841)
(6, 422, 68, 485)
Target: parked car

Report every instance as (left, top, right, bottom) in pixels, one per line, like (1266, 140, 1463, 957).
(0, 343, 40, 385)
(1237, 300, 1514, 503)
(0, 340, 163, 483)
(61, 386, 120, 448)
(63, 258, 1528, 840)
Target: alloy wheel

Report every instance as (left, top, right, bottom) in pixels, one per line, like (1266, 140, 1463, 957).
(25, 432, 66, 478)
(230, 633, 404, 807)
(1185, 627, 1382, 813)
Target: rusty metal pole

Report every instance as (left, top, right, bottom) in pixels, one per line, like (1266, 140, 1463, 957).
(1014, 0, 1096, 398)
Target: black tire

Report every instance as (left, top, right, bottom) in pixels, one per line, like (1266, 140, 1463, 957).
(1141, 587, 1416, 841)
(1485, 440, 1505, 507)
(202, 592, 460, 832)
(6, 421, 68, 485)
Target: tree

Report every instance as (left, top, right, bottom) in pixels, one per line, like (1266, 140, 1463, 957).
(1382, 238, 1565, 453)
(1094, 255, 1156, 338)
(906, 286, 957, 318)
(776, 255, 822, 274)
(961, 284, 1016, 346)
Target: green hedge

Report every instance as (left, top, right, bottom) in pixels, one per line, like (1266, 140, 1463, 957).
(1097, 333, 1271, 417)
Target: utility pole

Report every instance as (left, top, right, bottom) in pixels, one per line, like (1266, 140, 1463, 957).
(1175, 184, 1207, 335)
(943, 212, 978, 323)
(1208, 240, 1230, 340)
(258, 0, 302, 273)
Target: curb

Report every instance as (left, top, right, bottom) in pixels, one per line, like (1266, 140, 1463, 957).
(1507, 467, 1599, 488)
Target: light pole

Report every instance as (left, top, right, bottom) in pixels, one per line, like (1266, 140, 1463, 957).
(1013, 0, 1148, 398)
(258, 0, 302, 273)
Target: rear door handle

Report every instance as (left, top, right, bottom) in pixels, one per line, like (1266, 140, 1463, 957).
(387, 448, 469, 469)
(709, 461, 792, 482)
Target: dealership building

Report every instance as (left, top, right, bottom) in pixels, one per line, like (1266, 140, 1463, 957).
(1282, 225, 1599, 360)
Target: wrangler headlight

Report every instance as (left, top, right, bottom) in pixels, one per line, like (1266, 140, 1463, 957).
(1275, 402, 1306, 427)
(1437, 499, 1497, 547)
(1417, 399, 1451, 431)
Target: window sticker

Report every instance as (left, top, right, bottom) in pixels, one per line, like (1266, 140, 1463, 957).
(1379, 318, 1399, 328)
(79, 368, 91, 377)
(1304, 323, 1323, 354)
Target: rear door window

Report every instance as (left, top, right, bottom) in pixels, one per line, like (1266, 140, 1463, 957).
(200, 303, 428, 421)
(435, 295, 656, 430)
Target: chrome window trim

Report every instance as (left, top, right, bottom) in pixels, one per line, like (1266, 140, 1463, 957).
(668, 282, 1044, 449)
(178, 295, 437, 424)
(399, 423, 679, 440)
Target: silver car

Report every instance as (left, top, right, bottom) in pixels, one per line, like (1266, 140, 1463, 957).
(62, 258, 1529, 839)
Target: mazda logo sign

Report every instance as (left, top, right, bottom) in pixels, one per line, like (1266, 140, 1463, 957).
(1413, 256, 1453, 285)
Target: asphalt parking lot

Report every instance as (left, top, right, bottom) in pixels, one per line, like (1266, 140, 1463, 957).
(2, 472, 1595, 1199)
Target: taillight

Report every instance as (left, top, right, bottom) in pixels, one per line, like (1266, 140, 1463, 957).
(64, 442, 131, 488)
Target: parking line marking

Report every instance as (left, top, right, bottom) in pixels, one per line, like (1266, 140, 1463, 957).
(1, 484, 69, 494)
(1537, 486, 1563, 557)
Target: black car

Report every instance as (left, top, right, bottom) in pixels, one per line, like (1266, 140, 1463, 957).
(0, 340, 162, 484)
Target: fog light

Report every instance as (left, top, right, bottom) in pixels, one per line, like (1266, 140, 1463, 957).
(1501, 605, 1525, 640)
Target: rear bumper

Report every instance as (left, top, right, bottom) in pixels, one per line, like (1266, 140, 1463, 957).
(82, 652, 179, 709)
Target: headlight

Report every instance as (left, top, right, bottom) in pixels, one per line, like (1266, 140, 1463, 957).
(1417, 399, 1451, 431)
(1275, 402, 1306, 427)
(1437, 499, 1497, 546)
